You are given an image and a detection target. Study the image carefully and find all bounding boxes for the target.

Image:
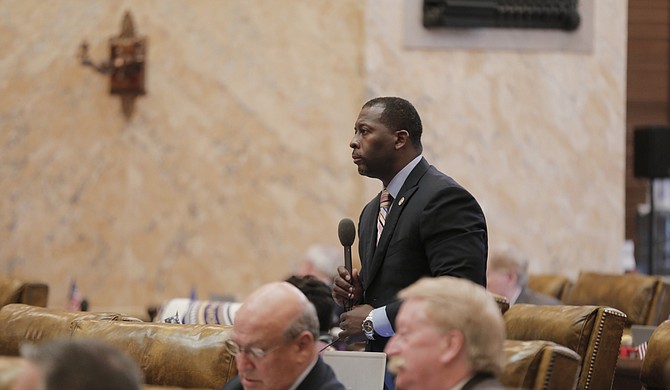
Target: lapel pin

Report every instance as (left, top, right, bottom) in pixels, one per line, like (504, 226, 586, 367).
(398, 197, 405, 206)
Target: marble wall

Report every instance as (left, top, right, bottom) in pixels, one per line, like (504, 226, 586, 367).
(0, 0, 627, 313)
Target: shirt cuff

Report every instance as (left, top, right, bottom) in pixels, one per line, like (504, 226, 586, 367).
(371, 306, 394, 337)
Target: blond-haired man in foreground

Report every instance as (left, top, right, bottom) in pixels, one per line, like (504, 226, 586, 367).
(222, 281, 345, 390)
(385, 276, 506, 390)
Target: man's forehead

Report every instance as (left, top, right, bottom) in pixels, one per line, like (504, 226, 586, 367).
(360, 104, 384, 117)
(232, 328, 275, 346)
(356, 106, 385, 127)
(399, 299, 428, 320)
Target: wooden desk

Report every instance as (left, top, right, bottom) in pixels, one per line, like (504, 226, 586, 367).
(612, 357, 643, 390)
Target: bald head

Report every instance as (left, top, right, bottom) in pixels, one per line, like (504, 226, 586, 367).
(230, 282, 322, 390)
(235, 282, 320, 345)
(243, 281, 308, 312)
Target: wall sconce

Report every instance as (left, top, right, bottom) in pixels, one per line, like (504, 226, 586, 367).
(79, 11, 147, 120)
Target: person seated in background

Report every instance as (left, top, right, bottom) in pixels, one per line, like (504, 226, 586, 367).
(222, 281, 345, 390)
(154, 245, 341, 325)
(294, 244, 345, 343)
(385, 276, 506, 390)
(486, 246, 561, 306)
(11, 338, 143, 390)
(296, 244, 342, 286)
(154, 296, 242, 325)
(285, 275, 338, 352)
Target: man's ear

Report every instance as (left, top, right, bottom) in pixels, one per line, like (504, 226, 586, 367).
(507, 270, 519, 285)
(439, 330, 465, 364)
(395, 130, 409, 150)
(296, 331, 315, 354)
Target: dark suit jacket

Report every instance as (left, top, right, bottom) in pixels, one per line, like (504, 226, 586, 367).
(462, 373, 506, 389)
(359, 158, 488, 352)
(516, 286, 561, 305)
(221, 356, 345, 390)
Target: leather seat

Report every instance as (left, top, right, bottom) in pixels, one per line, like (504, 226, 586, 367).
(640, 319, 670, 390)
(0, 304, 236, 389)
(0, 275, 48, 308)
(71, 319, 236, 389)
(0, 303, 141, 356)
(490, 292, 510, 314)
(504, 304, 626, 390)
(564, 271, 670, 326)
(527, 274, 572, 301)
(501, 339, 581, 390)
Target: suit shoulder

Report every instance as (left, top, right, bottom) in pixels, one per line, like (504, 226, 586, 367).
(221, 376, 242, 390)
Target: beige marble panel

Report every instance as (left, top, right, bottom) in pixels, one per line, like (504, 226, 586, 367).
(0, 0, 365, 311)
(0, 0, 629, 313)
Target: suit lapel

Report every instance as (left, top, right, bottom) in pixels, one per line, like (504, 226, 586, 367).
(361, 197, 379, 283)
(363, 158, 430, 289)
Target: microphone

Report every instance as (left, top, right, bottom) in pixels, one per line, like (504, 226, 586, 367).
(338, 218, 356, 310)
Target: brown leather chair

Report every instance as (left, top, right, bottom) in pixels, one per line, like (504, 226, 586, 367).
(564, 271, 670, 326)
(490, 292, 510, 314)
(527, 274, 572, 301)
(0, 303, 141, 356)
(640, 319, 670, 390)
(501, 339, 581, 390)
(0, 304, 236, 389)
(71, 319, 236, 389)
(504, 304, 626, 390)
(0, 275, 48, 308)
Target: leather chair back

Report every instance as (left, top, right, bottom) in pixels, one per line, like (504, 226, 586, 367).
(501, 339, 581, 390)
(490, 293, 510, 314)
(504, 304, 626, 390)
(564, 272, 670, 326)
(0, 275, 48, 308)
(641, 320, 670, 390)
(0, 303, 141, 356)
(527, 274, 572, 301)
(71, 319, 236, 389)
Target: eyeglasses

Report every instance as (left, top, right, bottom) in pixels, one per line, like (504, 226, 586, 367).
(225, 338, 286, 359)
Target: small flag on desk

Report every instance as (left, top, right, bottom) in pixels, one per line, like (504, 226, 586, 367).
(637, 341, 648, 360)
(66, 279, 83, 311)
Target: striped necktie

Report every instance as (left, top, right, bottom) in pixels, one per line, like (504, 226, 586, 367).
(377, 188, 393, 244)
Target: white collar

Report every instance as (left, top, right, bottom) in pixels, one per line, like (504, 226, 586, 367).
(385, 155, 422, 199)
(451, 374, 474, 390)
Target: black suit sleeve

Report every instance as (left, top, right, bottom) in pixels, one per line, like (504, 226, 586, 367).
(385, 185, 487, 327)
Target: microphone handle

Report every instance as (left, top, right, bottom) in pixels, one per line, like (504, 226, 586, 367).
(344, 245, 353, 311)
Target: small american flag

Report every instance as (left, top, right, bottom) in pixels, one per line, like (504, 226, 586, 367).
(66, 279, 83, 311)
(637, 341, 648, 360)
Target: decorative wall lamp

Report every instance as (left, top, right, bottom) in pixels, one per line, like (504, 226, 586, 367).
(79, 11, 147, 120)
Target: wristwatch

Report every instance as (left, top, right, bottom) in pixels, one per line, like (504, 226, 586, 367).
(362, 312, 375, 340)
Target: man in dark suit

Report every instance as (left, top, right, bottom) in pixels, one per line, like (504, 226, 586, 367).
(486, 246, 561, 306)
(222, 282, 344, 390)
(332, 96, 488, 355)
(385, 276, 506, 390)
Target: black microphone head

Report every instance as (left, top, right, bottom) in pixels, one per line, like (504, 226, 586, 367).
(338, 218, 356, 247)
